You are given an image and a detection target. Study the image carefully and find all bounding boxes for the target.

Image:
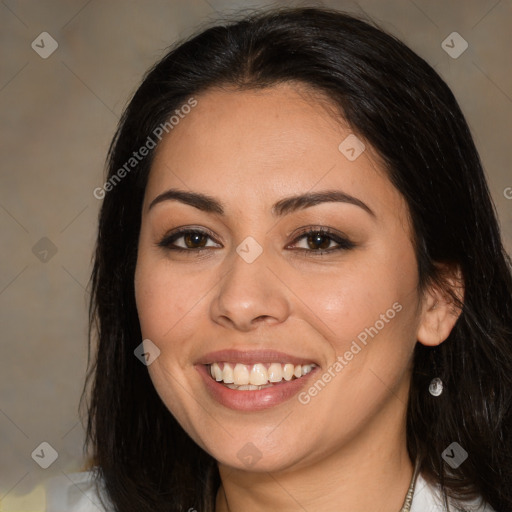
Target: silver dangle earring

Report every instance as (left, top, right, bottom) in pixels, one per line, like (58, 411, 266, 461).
(428, 301, 443, 396)
(429, 377, 443, 396)
(428, 302, 443, 397)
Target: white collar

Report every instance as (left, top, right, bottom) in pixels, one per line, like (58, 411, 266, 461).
(411, 472, 496, 512)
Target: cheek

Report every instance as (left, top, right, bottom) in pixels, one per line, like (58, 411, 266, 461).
(294, 246, 418, 357)
(134, 253, 216, 368)
(134, 257, 207, 437)
(135, 262, 168, 339)
(324, 251, 420, 408)
(135, 256, 187, 344)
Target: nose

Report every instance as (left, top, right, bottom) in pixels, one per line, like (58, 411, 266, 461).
(209, 247, 291, 332)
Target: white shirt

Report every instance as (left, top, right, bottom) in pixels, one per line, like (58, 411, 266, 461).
(411, 473, 496, 512)
(44, 471, 111, 512)
(43, 470, 497, 512)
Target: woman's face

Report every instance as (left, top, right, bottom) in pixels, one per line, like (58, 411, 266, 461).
(134, 83, 426, 472)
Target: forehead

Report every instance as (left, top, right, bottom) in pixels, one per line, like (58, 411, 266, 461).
(152, 82, 349, 169)
(144, 83, 406, 223)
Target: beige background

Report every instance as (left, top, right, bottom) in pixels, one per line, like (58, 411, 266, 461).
(1, 0, 511, 505)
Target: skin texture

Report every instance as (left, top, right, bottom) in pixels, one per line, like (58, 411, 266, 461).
(134, 83, 462, 512)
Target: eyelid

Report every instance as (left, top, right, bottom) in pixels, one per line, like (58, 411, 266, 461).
(288, 225, 350, 242)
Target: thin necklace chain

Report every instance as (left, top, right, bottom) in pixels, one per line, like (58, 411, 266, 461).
(399, 459, 421, 512)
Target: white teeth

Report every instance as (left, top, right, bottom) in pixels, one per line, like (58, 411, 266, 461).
(210, 362, 317, 388)
(249, 363, 268, 385)
(233, 363, 250, 385)
(268, 362, 283, 382)
(302, 364, 313, 375)
(283, 364, 294, 381)
(212, 362, 223, 381)
(225, 383, 274, 390)
(222, 363, 234, 384)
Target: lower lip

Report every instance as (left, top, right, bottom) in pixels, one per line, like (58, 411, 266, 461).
(196, 364, 318, 411)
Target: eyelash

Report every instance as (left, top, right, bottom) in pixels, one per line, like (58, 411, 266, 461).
(156, 226, 356, 256)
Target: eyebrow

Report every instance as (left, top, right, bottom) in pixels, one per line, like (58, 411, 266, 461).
(148, 188, 375, 218)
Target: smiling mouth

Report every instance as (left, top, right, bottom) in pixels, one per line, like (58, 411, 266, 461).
(207, 362, 318, 390)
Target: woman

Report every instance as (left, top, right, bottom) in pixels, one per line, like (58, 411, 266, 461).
(59, 6, 512, 512)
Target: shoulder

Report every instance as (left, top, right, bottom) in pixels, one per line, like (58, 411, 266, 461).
(44, 468, 113, 512)
(411, 472, 497, 512)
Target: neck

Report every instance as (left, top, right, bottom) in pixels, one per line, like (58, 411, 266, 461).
(215, 396, 414, 512)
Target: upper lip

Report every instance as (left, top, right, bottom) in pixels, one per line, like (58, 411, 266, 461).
(196, 349, 318, 366)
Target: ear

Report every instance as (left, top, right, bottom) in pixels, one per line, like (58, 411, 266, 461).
(416, 264, 464, 347)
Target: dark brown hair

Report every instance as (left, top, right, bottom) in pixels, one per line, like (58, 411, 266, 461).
(82, 6, 512, 511)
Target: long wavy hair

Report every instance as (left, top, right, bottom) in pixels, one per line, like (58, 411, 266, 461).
(81, 7, 512, 511)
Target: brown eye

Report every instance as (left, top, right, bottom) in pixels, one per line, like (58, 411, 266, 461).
(182, 232, 208, 249)
(306, 232, 333, 250)
(289, 227, 356, 255)
(157, 229, 220, 252)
